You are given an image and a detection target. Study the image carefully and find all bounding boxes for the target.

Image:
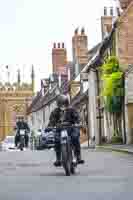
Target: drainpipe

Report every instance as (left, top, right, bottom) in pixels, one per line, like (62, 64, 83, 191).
(122, 74, 126, 144)
(87, 75, 90, 147)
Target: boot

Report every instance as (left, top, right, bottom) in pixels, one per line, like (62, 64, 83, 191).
(76, 148, 85, 164)
(73, 139, 85, 165)
(54, 151, 61, 167)
(77, 155, 85, 164)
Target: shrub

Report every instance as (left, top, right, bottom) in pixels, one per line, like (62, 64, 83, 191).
(111, 135, 123, 144)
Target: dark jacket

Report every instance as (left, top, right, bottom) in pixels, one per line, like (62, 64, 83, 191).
(48, 107, 80, 127)
(16, 121, 30, 132)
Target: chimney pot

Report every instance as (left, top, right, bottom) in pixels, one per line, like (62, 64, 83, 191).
(110, 7, 113, 16)
(74, 28, 78, 35)
(58, 43, 60, 48)
(81, 27, 85, 35)
(53, 43, 56, 48)
(62, 43, 65, 48)
(104, 7, 107, 16)
(116, 7, 120, 16)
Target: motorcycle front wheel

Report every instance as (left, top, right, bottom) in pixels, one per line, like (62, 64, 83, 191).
(19, 137, 24, 151)
(61, 143, 71, 176)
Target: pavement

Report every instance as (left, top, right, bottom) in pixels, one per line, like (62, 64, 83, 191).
(81, 140, 133, 154)
(0, 148, 133, 199)
(96, 144, 133, 154)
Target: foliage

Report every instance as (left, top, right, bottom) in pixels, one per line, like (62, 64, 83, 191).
(111, 136, 123, 144)
(111, 129, 123, 144)
(101, 56, 124, 113)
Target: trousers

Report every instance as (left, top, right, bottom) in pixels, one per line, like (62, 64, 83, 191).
(54, 127, 81, 160)
(15, 134, 29, 147)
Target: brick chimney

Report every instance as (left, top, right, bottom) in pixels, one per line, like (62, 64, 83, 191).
(119, 0, 133, 10)
(53, 43, 56, 48)
(101, 7, 113, 39)
(52, 42, 67, 74)
(62, 42, 65, 48)
(72, 27, 88, 76)
(58, 43, 60, 48)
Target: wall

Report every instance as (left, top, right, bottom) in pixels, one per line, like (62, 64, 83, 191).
(120, 0, 133, 10)
(88, 70, 98, 144)
(117, 4, 133, 68)
(117, 4, 133, 144)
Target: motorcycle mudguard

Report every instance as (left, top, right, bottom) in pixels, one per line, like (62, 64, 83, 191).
(61, 130, 68, 144)
(20, 130, 25, 136)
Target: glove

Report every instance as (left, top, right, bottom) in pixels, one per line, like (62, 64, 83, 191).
(45, 127, 52, 132)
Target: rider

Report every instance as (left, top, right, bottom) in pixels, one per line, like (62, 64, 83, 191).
(48, 94, 84, 167)
(15, 116, 30, 148)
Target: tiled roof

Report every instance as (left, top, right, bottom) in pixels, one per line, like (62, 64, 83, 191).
(27, 84, 58, 114)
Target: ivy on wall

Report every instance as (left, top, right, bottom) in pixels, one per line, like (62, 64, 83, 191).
(101, 56, 123, 113)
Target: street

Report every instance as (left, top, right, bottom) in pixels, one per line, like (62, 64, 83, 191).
(0, 149, 133, 200)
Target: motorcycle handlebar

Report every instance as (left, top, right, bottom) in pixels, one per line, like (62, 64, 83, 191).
(47, 124, 86, 130)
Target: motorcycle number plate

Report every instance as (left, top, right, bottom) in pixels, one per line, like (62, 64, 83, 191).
(20, 130, 25, 136)
(61, 130, 68, 138)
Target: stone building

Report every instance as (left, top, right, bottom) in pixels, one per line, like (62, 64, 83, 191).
(0, 66, 35, 141)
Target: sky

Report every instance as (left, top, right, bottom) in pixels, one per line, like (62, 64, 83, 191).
(0, 0, 120, 91)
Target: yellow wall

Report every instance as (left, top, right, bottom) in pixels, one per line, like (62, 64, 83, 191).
(0, 90, 33, 141)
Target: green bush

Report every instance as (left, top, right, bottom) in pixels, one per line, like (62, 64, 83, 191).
(111, 135, 123, 144)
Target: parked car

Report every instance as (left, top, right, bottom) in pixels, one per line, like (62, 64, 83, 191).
(1, 136, 16, 151)
(36, 129, 55, 150)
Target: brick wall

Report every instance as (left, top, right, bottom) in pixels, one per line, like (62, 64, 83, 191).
(72, 28, 88, 76)
(117, 3, 133, 69)
(52, 43, 67, 74)
(119, 0, 133, 10)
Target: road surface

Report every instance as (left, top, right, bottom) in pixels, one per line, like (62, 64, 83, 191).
(0, 148, 133, 200)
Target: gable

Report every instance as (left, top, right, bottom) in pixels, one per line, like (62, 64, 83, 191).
(118, 1, 133, 23)
(117, 2, 133, 68)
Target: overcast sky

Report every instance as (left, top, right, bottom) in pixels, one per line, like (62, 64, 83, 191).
(0, 0, 119, 91)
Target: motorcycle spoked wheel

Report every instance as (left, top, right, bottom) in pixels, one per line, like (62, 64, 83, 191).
(70, 152, 76, 175)
(19, 137, 25, 151)
(61, 142, 74, 176)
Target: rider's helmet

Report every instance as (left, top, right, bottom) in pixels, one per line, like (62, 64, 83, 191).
(18, 116, 24, 122)
(56, 94, 70, 109)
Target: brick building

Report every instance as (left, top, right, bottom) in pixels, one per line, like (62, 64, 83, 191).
(120, 0, 133, 9)
(117, 0, 133, 68)
(117, 0, 133, 144)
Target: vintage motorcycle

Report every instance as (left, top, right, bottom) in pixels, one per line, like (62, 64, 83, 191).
(48, 124, 81, 176)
